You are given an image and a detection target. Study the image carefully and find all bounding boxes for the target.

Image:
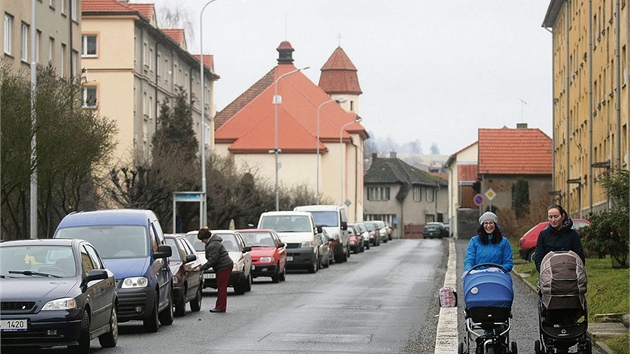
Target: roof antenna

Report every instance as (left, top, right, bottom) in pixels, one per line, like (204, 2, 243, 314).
(337, 32, 342, 47)
(517, 97, 527, 123)
(285, 12, 288, 40)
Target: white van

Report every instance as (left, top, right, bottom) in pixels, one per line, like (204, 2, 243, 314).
(293, 205, 350, 263)
(257, 211, 322, 273)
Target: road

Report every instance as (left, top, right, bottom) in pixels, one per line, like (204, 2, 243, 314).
(7, 238, 602, 353)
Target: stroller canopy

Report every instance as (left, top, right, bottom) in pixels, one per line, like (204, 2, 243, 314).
(464, 269, 514, 310)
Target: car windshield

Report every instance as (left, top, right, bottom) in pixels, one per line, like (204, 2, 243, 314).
(259, 215, 312, 232)
(309, 211, 338, 227)
(185, 233, 206, 252)
(165, 238, 182, 261)
(240, 232, 275, 247)
(0, 245, 76, 278)
(213, 233, 240, 252)
(364, 223, 374, 231)
(425, 225, 440, 230)
(55, 225, 148, 259)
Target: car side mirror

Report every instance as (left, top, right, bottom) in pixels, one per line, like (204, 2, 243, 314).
(242, 246, 252, 253)
(340, 221, 348, 230)
(185, 254, 197, 263)
(278, 242, 285, 248)
(82, 269, 108, 287)
(316, 225, 323, 233)
(154, 244, 172, 259)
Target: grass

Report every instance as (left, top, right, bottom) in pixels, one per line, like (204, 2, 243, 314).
(510, 241, 629, 353)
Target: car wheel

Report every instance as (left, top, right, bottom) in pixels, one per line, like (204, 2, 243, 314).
(322, 255, 330, 268)
(279, 265, 286, 281)
(528, 250, 536, 262)
(144, 297, 160, 333)
(174, 288, 186, 317)
(365, 241, 370, 250)
(271, 264, 280, 283)
(158, 289, 174, 325)
(98, 306, 118, 348)
(245, 273, 252, 292)
(307, 254, 318, 273)
(68, 310, 90, 354)
(190, 284, 202, 312)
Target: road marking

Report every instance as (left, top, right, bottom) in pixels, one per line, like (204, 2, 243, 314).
(434, 237, 459, 353)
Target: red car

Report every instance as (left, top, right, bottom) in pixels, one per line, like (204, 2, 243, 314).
(238, 229, 287, 283)
(519, 218, 590, 261)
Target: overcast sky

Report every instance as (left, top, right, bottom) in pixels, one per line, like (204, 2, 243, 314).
(147, 0, 553, 156)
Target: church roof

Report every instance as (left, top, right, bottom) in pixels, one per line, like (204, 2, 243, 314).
(318, 47, 362, 95)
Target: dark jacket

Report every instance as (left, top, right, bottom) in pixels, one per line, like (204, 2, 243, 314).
(200, 235, 234, 272)
(534, 217, 586, 272)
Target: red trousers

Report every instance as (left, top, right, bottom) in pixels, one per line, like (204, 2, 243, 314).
(215, 267, 231, 311)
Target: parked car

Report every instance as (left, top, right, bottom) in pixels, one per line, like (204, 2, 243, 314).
(352, 222, 370, 250)
(294, 205, 350, 263)
(238, 229, 287, 283)
(0, 238, 118, 352)
(54, 209, 174, 332)
(423, 222, 448, 239)
(186, 230, 253, 295)
(347, 223, 365, 253)
(363, 221, 380, 246)
(319, 230, 333, 268)
(165, 234, 203, 316)
(518, 218, 591, 261)
(373, 220, 389, 243)
(385, 222, 393, 240)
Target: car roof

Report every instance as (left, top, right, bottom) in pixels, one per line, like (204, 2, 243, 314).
(57, 209, 156, 227)
(237, 229, 275, 233)
(260, 211, 313, 216)
(294, 205, 345, 211)
(1, 238, 80, 247)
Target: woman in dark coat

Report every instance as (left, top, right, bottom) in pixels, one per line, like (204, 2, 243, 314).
(194, 228, 234, 312)
(534, 204, 586, 272)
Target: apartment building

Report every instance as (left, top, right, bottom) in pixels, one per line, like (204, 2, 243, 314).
(2, 0, 81, 78)
(543, 1, 629, 216)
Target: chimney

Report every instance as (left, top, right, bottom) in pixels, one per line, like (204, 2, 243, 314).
(390, 151, 397, 159)
(372, 153, 378, 163)
(516, 123, 528, 129)
(277, 41, 294, 64)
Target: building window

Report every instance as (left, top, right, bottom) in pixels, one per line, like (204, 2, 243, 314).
(60, 43, 66, 76)
(4, 14, 13, 55)
(71, 0, 77, 21)
(81, 34, 97, 57)
(48, 37, 54, 65)
(71, 50, 77, 77)
(35, 30, 41, 64)
(426, 187, 435, 203)
(60, 0, 66, 15)
(82, 86, 97, 108)
(21, 22, 28, 61)
(367, 187, 390, 201)
(413, 186, 423, 202)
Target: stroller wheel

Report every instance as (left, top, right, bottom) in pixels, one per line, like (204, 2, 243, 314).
(510, 341, 517, 354)
(534, 340, 542, 354)
(458, 342, 465, 354)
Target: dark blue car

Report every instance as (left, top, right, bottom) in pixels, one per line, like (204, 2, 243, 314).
(0, 238, 118, 352)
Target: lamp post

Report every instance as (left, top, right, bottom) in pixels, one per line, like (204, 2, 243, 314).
(272, 66, 309, 211)
(316, 97, 346, 205)
(199, 0, 218, 227)
(339, 117, 362, 205)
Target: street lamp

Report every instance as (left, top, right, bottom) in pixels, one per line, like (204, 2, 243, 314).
(316, 97, 347, 205)
(199, 0, 219, 227)
(339, 117, 362, 205)
(272, 66, 309, 211)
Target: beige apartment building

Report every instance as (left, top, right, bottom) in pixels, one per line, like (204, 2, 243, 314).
(2, 0, 81, 78)
(81, 0, 218, 167)
(543, 1, 629, 217)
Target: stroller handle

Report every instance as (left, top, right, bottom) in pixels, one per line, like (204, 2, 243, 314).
(469, 262, 509, 273)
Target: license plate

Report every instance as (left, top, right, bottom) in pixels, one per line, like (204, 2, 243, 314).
(286, 256, 293, 261)
(0, 319, 28, 332)
(203, 273, 216, 279)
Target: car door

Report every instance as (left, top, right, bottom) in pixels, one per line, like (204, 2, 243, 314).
(234, 233, 252, 278)
(179, 237, 202, 296)
(82, 244, 113, 329)
(272, 231, 287, 270)
(150, 220, 171, 309)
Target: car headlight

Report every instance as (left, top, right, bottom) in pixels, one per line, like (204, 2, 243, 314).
(300, 241, 314, 248)
(42, 298, 77, 311)
(259, 256, 275, 263)
(122, 277, 149, 288)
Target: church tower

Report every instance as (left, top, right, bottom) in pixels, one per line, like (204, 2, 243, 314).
(318, 47, 362, 114)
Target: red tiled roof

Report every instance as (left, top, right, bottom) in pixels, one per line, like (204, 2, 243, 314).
(83, 0, 140, 16)
(162, 29, 185, 47)
(478, 127, 552, 175)
(318, 47, 362, 95)
(127, 3, 154, 20)
(192, 54, 215, 72)
(215, 63, 367, 153)
(458, 163, 478, 182)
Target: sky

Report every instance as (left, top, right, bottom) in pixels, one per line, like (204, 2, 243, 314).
(146, 0, 553, 156)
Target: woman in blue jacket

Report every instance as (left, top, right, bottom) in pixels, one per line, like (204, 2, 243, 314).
(464, 211, 513, 272)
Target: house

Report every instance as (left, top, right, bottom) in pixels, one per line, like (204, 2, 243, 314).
(364, 152, 447, 239)
(445, 123, 552, 239)
(1, 0, 81, 77)
(81, 0, 219, 166)
(543, 1, 629, 216)
(214, 41, 368, 221)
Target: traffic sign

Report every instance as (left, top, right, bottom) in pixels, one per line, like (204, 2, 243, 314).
(473, 194, 484, 206)
(485, 189, 496, 201)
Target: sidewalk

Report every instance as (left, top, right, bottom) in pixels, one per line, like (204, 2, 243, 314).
(514, 271, 629, 354)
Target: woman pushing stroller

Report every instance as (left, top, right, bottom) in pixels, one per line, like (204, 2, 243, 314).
(459, 212, 517, 354)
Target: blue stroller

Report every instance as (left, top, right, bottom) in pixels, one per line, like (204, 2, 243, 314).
(459, 263, 518, 354)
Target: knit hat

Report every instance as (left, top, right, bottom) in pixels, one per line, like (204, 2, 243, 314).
(479, 211, 498, 225)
